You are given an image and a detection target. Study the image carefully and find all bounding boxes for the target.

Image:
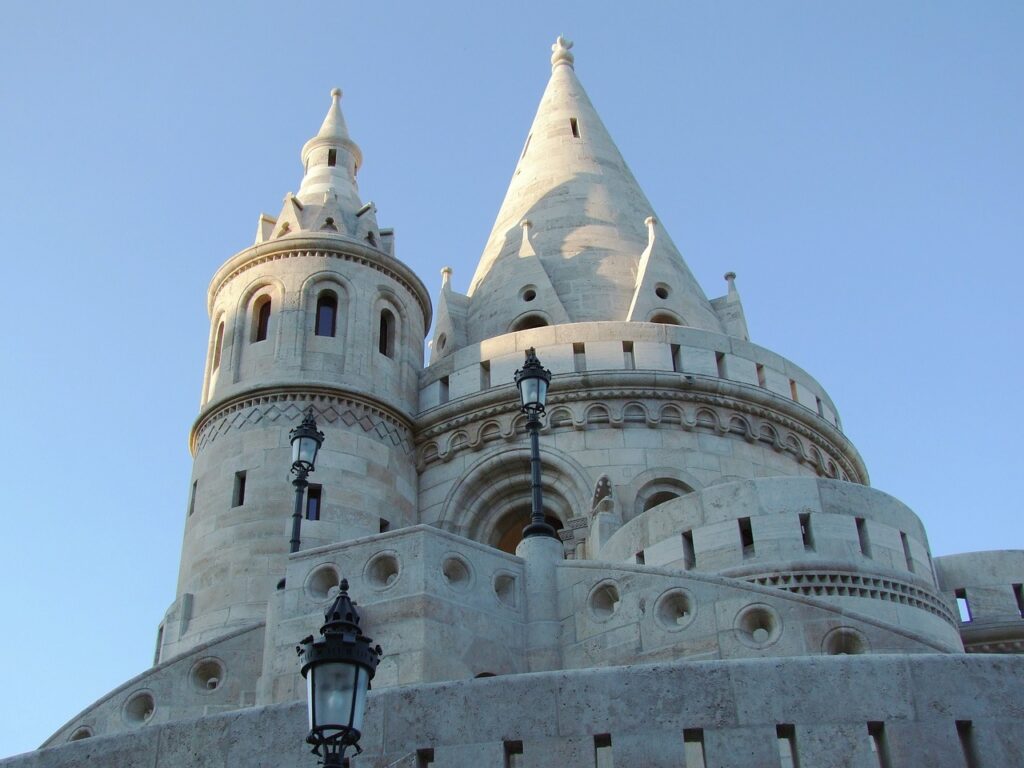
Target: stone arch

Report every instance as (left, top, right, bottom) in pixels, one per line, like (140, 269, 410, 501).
(508, 311, 552, 332)
(649, 310, 684, 325)
(231, 276, 286, 383)
(202, 308, 228, 405)
(626, 467, 703, 522)
(439, 446, 592, 552)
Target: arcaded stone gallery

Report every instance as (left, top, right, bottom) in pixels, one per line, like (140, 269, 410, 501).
(6, 38, 1023, 768)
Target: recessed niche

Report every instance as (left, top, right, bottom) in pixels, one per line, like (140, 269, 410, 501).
(520, 285, 538, 302)
(68, 726, 93, 741)
(441, 556, 472, 590)
(306, 564, 341, 600)
(588, 581, 621, 620)
(436, 333, 447, 352)
(494, 572, 518, 607)
(655, 588, 695, 630)
(123, 691, 155, 726)
(190, 658, 226, 692)
(822, 627, 869, 655)
(655, 283, 671, 300)
(734, 604, 782, 648)
(366, 552, 400, 589)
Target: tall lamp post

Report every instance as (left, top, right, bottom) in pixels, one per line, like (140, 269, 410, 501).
(298, 579, 382, 766)
(514, 347, 556, 539)
(289, 407, 325, 554)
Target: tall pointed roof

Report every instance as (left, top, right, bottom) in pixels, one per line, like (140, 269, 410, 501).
(464, 38, 724, 342)
(296, 88, 363, 210)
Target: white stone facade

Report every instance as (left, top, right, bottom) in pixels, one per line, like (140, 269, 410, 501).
(7, 38, 1024, 768)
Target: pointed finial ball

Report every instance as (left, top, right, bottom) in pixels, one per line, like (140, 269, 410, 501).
(724, 271, 737, 282)
(551, 35, 575, 69)
(331, 87, 342, 100)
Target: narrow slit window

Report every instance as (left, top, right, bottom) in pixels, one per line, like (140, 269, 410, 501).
(623, 341, 635, 370)
(315, 293, 337, 337)
(574, 342, 586, 372)
(816, 396, 824, 417)
(232, 471, 247, 507)
(305, 484, 322, 521)
(570, 117, 580, 138)
(671, 343, 682, 372)
(900, 531, 915, 572)
(682, 530, 696, 570)
(504, 740, 524, 768)
(799, 512, 814, 550)
(327, 148, 337, 167)
(480, 361, 491, 389)
(416, 748, 434, 768)
(520, 133, 532, 160)
(635, 551, 645, 565)
(379, 308, 396, 357)
(379, 518, 391, 534)
(789, 379, 799, 402)
(439, 376, 449, 405)
(1013, 583, 1024, 618)
(188, 480, 197, 517)
(153, 625, 164, 666)
(739, 517, 755, 557)
(776, 724, 799, 768)
(956, 720, 978, 768)
(756, 363, 766, 387)
(955, 589, 972, 623)
(253, 297, 271, 342)
(212, 321, 225, 370)
(683, 729, 706, 768)
(594, 733, 612, 768)
(716, 351, 727, 378)
(856, 517, 872, 557)
(867, 722, 892, 768)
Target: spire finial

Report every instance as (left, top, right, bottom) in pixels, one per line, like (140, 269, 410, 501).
(551, 35, 575, 70)
(331, 87, 342, 100)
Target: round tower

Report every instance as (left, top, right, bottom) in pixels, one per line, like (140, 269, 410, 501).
(161, 90, 431, 660)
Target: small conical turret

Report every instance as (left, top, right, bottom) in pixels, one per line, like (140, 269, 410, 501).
(296, 88, 364, 210)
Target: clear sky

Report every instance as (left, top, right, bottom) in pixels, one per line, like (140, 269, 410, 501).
(1, 0, 1021, 758)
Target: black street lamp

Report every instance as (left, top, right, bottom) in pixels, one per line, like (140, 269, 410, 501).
(290, 407, 325, 554)
(514, 347, 556, 539)
(298, 579, 382, 766)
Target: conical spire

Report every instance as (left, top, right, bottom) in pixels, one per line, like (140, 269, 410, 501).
(464, 38, 724, 343)
(296, 88, 364, 210)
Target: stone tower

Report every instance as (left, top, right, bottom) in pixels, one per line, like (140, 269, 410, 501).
(14, 38, 1024, 768)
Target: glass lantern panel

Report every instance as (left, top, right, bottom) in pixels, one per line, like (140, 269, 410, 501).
(351, 667, 369, 733)
(311, 662, 357, 729)
(294, 435, 319, 466)
(519, 378, 540, 408)
(536, 378, 548, 407)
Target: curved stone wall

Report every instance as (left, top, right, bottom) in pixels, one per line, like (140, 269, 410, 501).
(935, 550, 1024, 653)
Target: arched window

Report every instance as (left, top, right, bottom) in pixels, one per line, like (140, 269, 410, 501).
(510, 314, 549, 332)
(315, 292, 337, 337)
(212, 321, 225, 370)
(379, 308, 396, 357)
(650, 312, 680, 326)
(252, 297, 271, 342)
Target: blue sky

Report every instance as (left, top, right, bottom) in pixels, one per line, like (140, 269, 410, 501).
(1, 1, 1021, 757)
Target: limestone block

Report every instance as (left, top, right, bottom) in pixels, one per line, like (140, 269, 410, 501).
(584, 340, 626, 371)
(702, 726, 779, 768)
(609, 731, 688, 768)
(680, 346, 718, 377)
(723, 354, 758, 386)
(634, 341, 672, 371)
(447, 362, 481, 400)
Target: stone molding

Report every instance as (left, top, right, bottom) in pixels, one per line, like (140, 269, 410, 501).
(191, 386, 414, 455)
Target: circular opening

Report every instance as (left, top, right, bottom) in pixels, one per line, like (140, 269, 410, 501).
(520, 285, 538, 302)
(734, 604, 782, 648)
(366, 552, 401, 589)
(436, 333, 447, 352)
(588, 581, 621, 620)
(69, 727, 93, 742)
(655, 283, 671, 300)
(655, 589, 695, 630)
(123, 691, 155, 725)
(442, 556, 472, 590)
(823, 627, 869, 655)
(306, 564, 341, 600)
(494, 573, 518, 607)
(190, 658, 226, 692)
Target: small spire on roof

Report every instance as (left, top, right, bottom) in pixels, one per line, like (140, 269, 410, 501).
(317, 87, 350, 140)
(551, 35, 574, 70)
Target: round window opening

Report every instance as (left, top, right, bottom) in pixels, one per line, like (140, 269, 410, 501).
(442, 556, 472, 590)
(823, 627, 869, 656)
(306, 564, 342, 600)
(366, 552, 401, 589)
(734, 604, 782, 648)
(493, 573, 518, 607)
(190, 658, 226, 692)
(69, 727, 93, 742)
(520, 285, 538, 302)
(588, 581, 621, 620)
(655, 589, 695, 630)
(436, 333, 447, 352)
(123, 691, 155, 726)
(655, 283, 671, 300)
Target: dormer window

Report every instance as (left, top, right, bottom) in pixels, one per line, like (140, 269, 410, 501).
(327, 149, 337, 167)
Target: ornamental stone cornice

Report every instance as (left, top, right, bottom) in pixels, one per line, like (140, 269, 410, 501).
(414, 370, 868, 483)
(190, 384, 415, 456)
(206, 234, 432, 330)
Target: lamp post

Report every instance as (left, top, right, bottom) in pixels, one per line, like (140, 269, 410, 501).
(298, 579, 382, 766)
(289, 407, 325, 554)
(514, 347, 556, 539)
